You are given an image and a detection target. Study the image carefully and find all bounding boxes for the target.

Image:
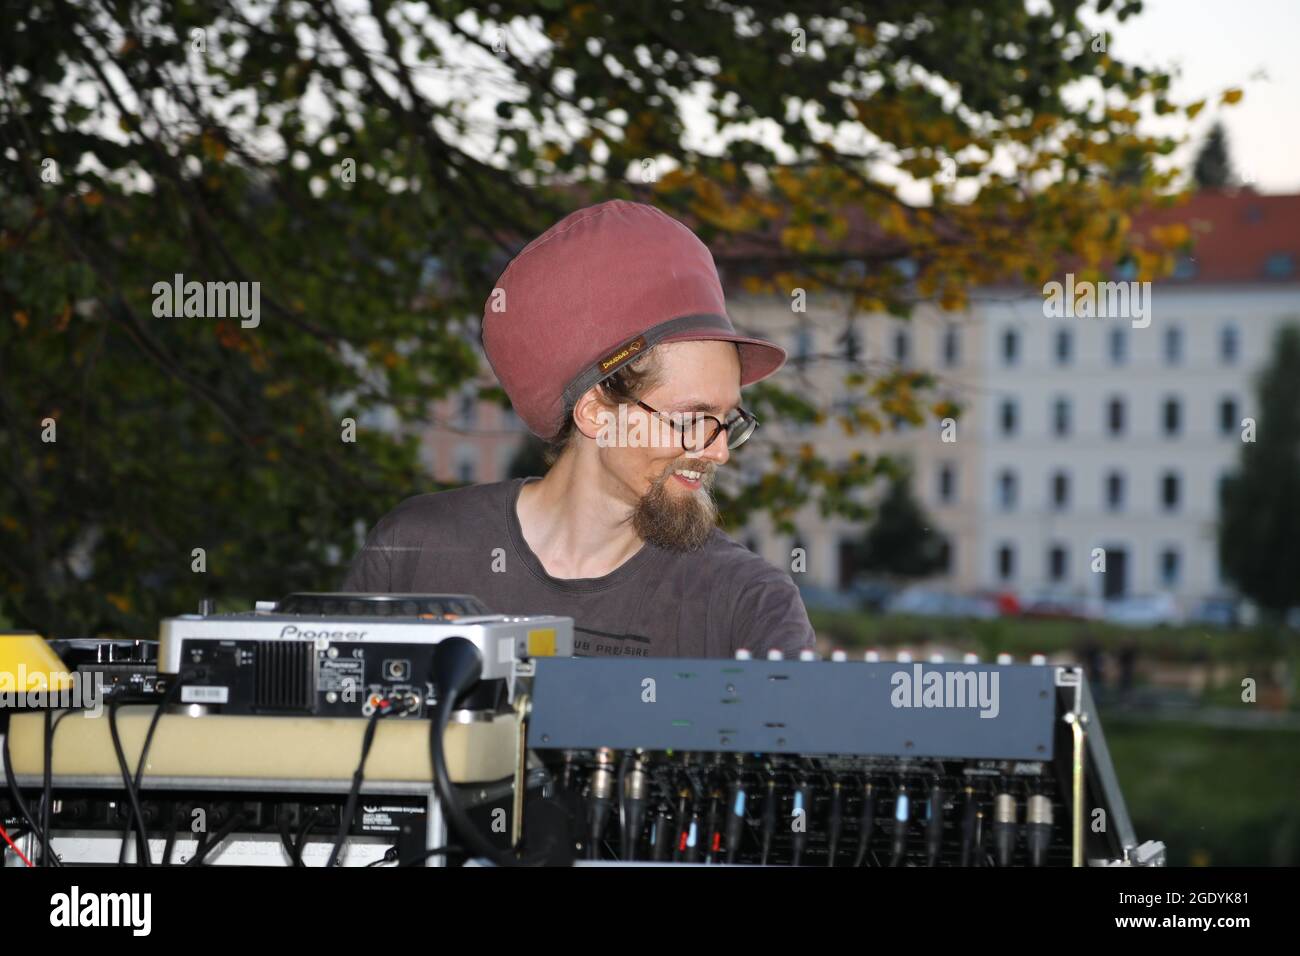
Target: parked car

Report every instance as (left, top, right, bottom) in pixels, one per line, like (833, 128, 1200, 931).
(1023, 593, 1105, 621)
(796, 584, 861, 613)
(1103, 593, 1183, 628)
(886, 586, 999, 620)
(845, 577, 895, 613)
(1187, 596, 1240, 628)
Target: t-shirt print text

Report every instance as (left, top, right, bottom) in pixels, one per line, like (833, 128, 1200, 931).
(574, 638, 649, 657)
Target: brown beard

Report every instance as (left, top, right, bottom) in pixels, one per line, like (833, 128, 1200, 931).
(631, 462, 719, 552)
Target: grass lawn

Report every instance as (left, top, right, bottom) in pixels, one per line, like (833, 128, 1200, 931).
(1102, 717, 1300, 866)
(809, 610, 1295, 665)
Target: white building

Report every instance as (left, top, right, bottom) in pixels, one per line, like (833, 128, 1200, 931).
(728, 191, 1300, 609)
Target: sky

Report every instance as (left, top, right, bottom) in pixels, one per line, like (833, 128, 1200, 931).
(1108, 0, 1300, 193)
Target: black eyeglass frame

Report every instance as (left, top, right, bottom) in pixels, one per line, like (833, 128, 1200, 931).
(634, 401, 759, 452)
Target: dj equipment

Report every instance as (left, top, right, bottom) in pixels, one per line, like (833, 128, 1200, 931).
(2, 595, 567, 867)
(518, 653, 1165, 867)
(3, 598, 1161, 868)
(159, 593, 572, 717)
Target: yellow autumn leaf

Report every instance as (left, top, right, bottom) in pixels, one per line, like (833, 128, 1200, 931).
(1150, 222, 1190, 249)
(1221, 88, 1243, 105)
(780, 223, 817, 252)
(1185, 100, 1206, 120)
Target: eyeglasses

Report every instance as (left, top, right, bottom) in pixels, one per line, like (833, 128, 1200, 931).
(635, 401, 759, 452)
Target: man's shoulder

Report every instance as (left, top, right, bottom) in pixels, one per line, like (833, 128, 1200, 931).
(685, 528, 796, 590)
(375, 480, 515, 532)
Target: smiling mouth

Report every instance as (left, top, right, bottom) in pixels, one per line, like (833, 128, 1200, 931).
(667, 464, 711, 490)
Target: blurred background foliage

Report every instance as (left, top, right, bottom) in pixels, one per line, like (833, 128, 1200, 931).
(2, 0, 1200, 637)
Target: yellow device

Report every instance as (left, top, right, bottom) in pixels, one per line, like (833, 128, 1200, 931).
(0, 631, 75, 693)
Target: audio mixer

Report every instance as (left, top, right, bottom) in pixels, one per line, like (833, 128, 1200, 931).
(518, 652, 1164, 866)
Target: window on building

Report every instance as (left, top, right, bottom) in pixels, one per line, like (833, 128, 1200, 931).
(1002, 328, 1019, 366)
(1264, 252, 1296, 279)
(938, 462, 957, 505)
(1055, 329, 1073, 365)
(1053, 397, 1071, 438)
(838, 324, 862, 362)
(1105, 471, 1125, 512)
(1219, 397, 1239, 436)
(1218, 471, 1233, 510)
(1051, 471, 1070, 511)
(793, 327, 814, 366)
(1164, 325, 1183, 365)
(1000, 398, 1018, 437)
(893, 329, 910, 364)
(1162, 397, 1181, 437)
(455, 445, 477, 484)
(1107, 397, 1126, 436)
(936, 538, 953, 574)
(997, 470, 1018, 511)
(997, 543, 1016, 581)
(457, 391, 478, 428)
(1160, 548, 1181, 587)
(1161, 471, 1181, 512)
(942, 326, 960, 367)
(1109, 328, 1126, 365)
(1048, 545, 1068, 583)
(1220, 323, 1239, 364)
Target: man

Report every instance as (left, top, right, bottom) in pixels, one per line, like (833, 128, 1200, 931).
(341, 199, 816, 659)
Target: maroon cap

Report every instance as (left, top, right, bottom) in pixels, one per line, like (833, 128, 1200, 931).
(482, 199, 786, 440)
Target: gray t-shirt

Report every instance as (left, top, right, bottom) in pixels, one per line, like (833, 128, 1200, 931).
(339, 477, 816, 659)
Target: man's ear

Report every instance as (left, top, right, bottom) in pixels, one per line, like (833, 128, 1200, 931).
(572, 388, 612, 442)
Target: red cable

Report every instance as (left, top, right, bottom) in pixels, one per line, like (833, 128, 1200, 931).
(0, 821, 34, 867)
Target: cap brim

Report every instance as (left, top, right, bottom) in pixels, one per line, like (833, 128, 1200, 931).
(658, 329, 787, 387)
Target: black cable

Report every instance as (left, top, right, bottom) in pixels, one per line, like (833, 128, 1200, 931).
(111, 678, 185, 864)
(191, 829, 210, 865)
(327, 700, 396, 867)
(162, 803, 182, 866)
(41, 710, 53, 867)
(107, 698, 152, 865)
(277, 804, 302, 867)
(185, 812, 248, 866)
(426, 638, 553, 867)
(397, 845, 462, 867)
(2, 718, 61, 866)
(294, 808, 324, 865)
(366, 846, 399, 867)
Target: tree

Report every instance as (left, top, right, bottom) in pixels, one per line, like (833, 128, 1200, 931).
(855, 470, 947, 580)
(1, 1, 1208, 636)
(507, 434, 549, 480)
(1193, 122, 1233, 189)
(1219, 325, 1300, 617)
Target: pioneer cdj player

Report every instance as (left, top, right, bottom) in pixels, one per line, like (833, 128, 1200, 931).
(159, 592, 573, 717)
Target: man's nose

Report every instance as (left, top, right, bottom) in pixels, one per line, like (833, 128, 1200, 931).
(695, 426, 730, 466)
